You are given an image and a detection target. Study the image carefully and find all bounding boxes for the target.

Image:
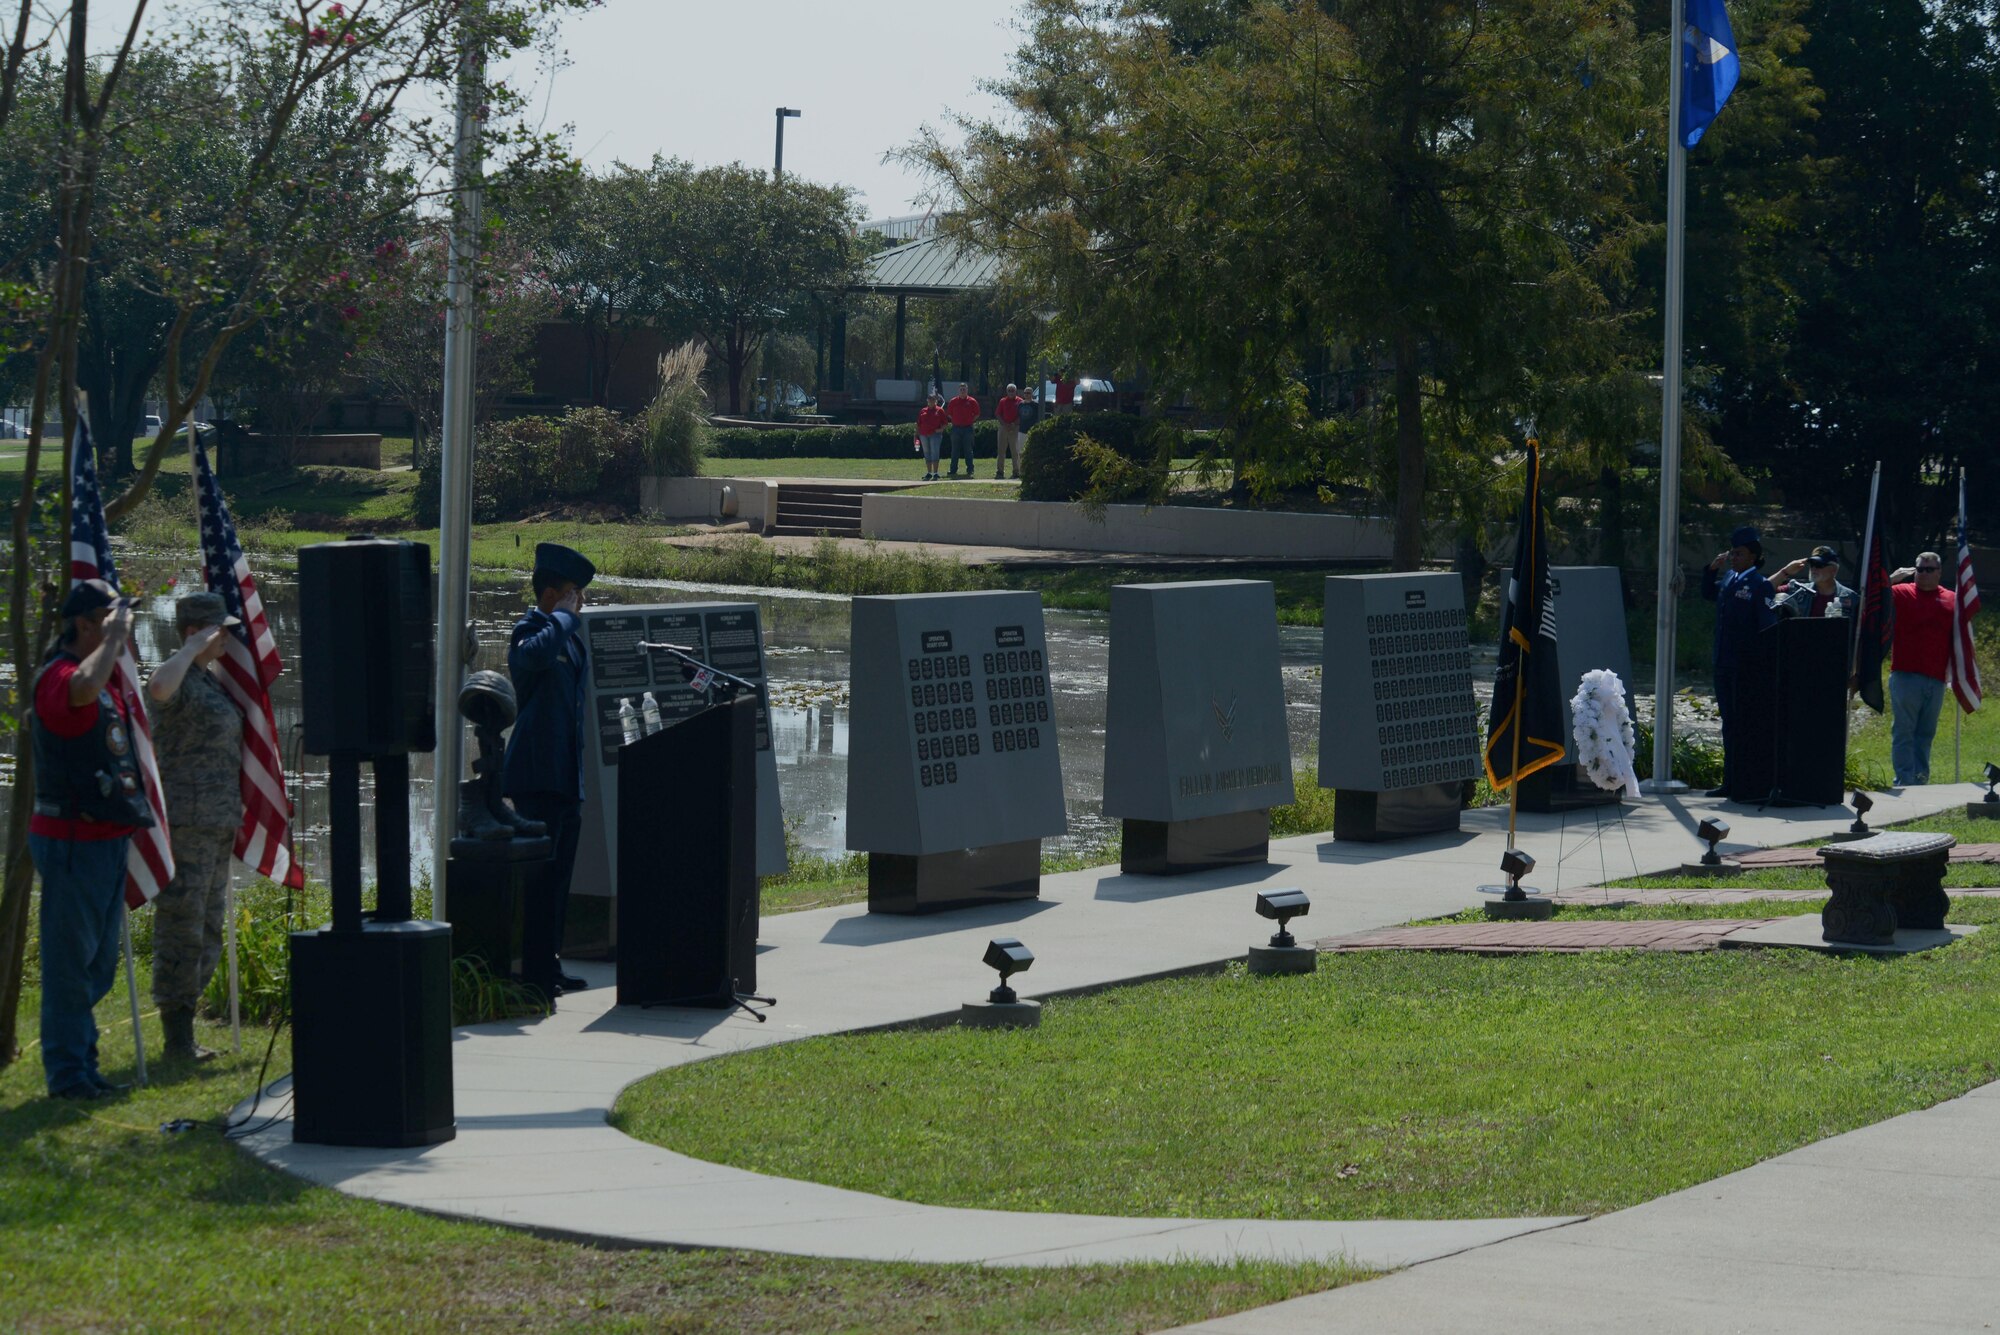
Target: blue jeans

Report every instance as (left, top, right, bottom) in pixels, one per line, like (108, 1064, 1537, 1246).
(920, 433, 941, 471)
(1889, 671, 1947, 786)
(948, 425, 974, 474)
(32, 833, 131, 1094)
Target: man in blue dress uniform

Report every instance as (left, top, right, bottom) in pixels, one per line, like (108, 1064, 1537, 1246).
(1700, 525, 1779, 798)
(504, 543, 595, 993)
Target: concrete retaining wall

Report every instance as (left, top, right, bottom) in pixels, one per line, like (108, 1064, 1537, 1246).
(639, 476, 778, 531)
(861, 493, 1412, 561)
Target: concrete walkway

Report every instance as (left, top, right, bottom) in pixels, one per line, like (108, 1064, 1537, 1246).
(237, 784, 1981, 1276)
(1168, 1078, 2000, 1333)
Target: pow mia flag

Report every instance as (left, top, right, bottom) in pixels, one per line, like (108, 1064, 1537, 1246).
(1485, 438, 1568, 789)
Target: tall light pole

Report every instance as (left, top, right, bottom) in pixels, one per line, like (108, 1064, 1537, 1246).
(1643, 0, 1690, 794)
(434, 5, 486, 906)
(774, 106, 801, 180)
(767, 107, 801, 418)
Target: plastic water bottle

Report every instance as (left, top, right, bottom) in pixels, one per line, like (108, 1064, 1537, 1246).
(640, 691, 663, 736)
(618, 697, 641, 746)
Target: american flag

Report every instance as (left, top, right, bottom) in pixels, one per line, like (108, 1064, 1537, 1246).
(1954, 469, 1983, 714)
(194, 434, 305, 889)
(69, 419, 175, 908)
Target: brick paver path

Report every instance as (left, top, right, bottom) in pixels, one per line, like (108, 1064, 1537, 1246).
(1319, 918, 1780, 954)
(1735, 842, 2000, 868)
(1550, 886, 2000, 906)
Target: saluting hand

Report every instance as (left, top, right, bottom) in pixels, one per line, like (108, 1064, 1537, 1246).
(556, 588, 583, 616)
(1709, 551, 1728, 573)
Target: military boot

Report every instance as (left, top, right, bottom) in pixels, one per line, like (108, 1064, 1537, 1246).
(162, 1007, 217, 1063)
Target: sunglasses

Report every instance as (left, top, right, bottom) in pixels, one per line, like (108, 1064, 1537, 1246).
(1916, 565, 1942, 573)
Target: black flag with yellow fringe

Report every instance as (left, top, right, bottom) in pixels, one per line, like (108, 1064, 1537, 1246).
(1484, 439, 1567, 789)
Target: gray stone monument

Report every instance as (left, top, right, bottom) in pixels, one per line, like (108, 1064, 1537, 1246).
(569, 602, 786, 952)
(1519, 566, 1634, 812)
(1317, 572, 1479, 840)
(847, 591, 1067, 912)
(1103, 580, 1294, 874)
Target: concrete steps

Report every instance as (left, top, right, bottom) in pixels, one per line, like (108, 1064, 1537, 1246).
(768, 481, 911, 537)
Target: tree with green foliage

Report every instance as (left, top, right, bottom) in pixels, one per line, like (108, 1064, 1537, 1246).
(644, 158, 862, 416)
(913, 0, 1655, 568)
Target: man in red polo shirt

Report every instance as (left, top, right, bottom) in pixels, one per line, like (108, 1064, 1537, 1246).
(994, 383, 1024, 479)
(1054, 370, 1075, 415)
(944, 383, 981, 478)
(30, 578, 153, 1099)
(1886, 551, 1957, 786)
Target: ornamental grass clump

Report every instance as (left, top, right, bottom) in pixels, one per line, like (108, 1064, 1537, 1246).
(643, 339, 714, 478)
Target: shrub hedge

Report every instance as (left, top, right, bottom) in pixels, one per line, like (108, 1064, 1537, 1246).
(415, 406, 643, 522)
(709, 423, 1004, 459)
(1018, 413, 1182, 503)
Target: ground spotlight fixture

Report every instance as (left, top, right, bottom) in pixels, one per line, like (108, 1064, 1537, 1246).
(1697, 818, 1730, 867)
(983, 938, 1034, 1005)
(1984, 762, 2000, 803)
(1499, 848, 1536, 901)
(1850, 790, 1874, 836)
(1255, 889, 1312, 949)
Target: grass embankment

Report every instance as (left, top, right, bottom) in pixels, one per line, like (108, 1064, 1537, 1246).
(616, 875, 2000, 1224)
(0, 966, 1360, 1333)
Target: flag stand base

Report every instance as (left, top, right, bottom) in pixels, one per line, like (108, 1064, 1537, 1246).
(1479, 889, 1553, 921)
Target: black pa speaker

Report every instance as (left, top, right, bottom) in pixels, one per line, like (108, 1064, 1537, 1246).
(617, 693, 759, 1007)
(299, 538, 435, 756)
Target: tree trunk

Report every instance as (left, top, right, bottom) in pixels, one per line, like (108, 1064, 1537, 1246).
(1391, 330, 1426, 571)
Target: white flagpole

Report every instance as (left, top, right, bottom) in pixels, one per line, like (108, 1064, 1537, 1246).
(121, 902, 148, 1088)
(1645, 0, 1691, 794)
(432, 2, 486, 917)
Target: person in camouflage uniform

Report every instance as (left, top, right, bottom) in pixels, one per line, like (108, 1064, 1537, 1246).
(145, 592, 244, 1062)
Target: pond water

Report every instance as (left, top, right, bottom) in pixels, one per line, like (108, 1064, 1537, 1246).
(0, 557, 1716, 889)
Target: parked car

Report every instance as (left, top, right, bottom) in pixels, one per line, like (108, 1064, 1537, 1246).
(141, 414, 163, 435)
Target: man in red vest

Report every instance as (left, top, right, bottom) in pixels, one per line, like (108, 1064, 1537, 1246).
(944, 383, 981, 478)
(1885, 551, 1957, 785)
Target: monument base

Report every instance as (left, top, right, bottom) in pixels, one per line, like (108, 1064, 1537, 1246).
(1967, 801, 2000, 821)
(868, 841, 1040, 914)
(1481, 892, 1554, 921)
(1333, 782, 1462, 842)
(1121, 811, 1269, 876)
(291, 920, 455, 1148)
(1247, 942, 1317, 975)
(959, 999, 1043, 1029)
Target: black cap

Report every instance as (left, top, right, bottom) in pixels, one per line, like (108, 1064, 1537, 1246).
(1808, 545, 1838, 567)
(59, 578, 119, 618)
(533, 543, 595, 590)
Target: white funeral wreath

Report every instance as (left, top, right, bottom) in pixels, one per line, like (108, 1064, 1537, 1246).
(1571, 668, 1641, 796)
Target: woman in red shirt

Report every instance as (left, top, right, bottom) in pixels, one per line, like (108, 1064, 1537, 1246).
(916, 395, 947, 481)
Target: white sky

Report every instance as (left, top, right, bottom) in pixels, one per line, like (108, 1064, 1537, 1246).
(86, 0, 1023, 219)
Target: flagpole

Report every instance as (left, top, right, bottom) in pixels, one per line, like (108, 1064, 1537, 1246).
(1506, 670, 1526, 851)
(1956, 466, 1966, 783)
(1854, 462, 1881, 685)
(1645, 0, 1691, 794)
(433, 2, 486, 915)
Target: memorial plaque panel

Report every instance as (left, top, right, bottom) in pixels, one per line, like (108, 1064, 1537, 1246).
(570, 603, 786, 934)
(1317, 573, 1480, 792)
(847, 591, 1067, 857)
(1103, 580, 1294, 824)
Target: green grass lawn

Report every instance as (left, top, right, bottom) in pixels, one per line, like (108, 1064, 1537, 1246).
(0, 962, 1362, 1332)
(615, 891, 2000, 1224)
